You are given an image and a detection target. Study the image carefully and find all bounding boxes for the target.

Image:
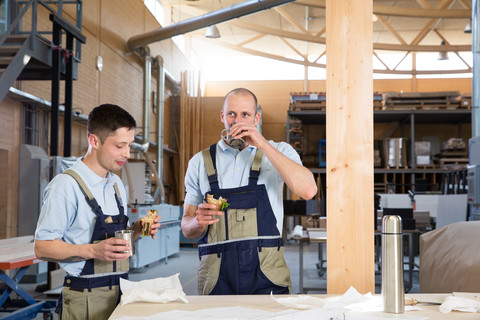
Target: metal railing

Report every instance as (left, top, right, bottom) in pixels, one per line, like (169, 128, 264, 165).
(0, 0, 83, 61)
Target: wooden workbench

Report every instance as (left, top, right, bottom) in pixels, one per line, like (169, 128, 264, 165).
(0, 235, 43, 307)
(109, 293, 479, 319)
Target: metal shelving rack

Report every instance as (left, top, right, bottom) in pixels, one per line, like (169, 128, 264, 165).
(287, 109, 471, 194)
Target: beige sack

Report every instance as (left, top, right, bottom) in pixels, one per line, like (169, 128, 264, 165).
(420, 221, 480, 293)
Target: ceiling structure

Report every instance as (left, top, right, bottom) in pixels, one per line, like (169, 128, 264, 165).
(161, 0, 473, 75)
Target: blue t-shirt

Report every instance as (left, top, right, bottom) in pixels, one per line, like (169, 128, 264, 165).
(35, 159, 127, 276)
(184, 139, 302, 233)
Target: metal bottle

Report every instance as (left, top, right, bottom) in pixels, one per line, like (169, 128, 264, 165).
(381, 215, 405, 314)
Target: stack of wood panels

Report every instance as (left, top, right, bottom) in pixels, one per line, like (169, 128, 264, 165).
(289, 92, 384, 110)
(289, 92, 326, 111)
(384, 91, 461, 110)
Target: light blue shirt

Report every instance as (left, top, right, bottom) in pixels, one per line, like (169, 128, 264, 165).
(184, 139, 302, 233)
(35, 159, 128, 276)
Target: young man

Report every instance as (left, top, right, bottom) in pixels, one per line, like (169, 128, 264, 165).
(182, 88, 317, 295)
(34, 104, 160, 319)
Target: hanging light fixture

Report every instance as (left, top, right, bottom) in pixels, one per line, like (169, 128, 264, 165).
(437, 41, 449, 60)
(464, 19, 472, 33)
(205, 25, 221, 38)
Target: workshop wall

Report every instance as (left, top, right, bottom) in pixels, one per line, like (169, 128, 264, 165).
(0, 0, 192, 238)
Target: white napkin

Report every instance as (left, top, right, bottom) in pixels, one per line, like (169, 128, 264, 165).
(271, 286, 373, 311)
(271, 287, 426, 319)
(120, 273, 188, 305)
(439, 296, 480, 314)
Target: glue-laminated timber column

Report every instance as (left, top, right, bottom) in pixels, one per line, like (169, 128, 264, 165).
(326, 0, 375, 294)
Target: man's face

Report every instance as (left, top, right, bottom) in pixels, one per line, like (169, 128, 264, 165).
(94, 127, 135, 173)
(221, 94, 260, 129)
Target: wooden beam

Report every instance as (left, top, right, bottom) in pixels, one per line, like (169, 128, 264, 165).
(326, 0, 374, 294)
(237, 33, 266, 47)
(274, 6, 309, 34)
(410, 0, 456, 45)
(174, 4, 471, 52)
(373, 51, 391, 70)
(297, 0, 470, 18)
(197, 37, 325, 67)
(416, 0, 431, 9)
(376, 15, 407, 45)
(434, 29, 472, 70)
(457, 0, 472, 10)
(278, 37, 306, 58)
(195, 35, 471, 75)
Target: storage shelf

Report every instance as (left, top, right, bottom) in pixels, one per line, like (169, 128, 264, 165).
(287, 108, 471, 194)
(288, 109, 471, 125)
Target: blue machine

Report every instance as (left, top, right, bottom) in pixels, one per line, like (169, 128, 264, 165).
(127, 204, 181, 269)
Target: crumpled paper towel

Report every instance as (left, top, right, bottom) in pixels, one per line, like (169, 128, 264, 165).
(439, 296, 480, 314)
(271, 286, 375, 311)
(120, 273, 188, 305)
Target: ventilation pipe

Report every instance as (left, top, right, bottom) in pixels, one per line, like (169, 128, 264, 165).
(131, 46, 152, 153)
(153, 55, 166, 203)
(127, 0, 296, 51)
(473, 0, 480, 137)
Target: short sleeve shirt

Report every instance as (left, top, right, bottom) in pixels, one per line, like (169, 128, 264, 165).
(184, 139, 302, 233)
(34, 159, 128, 276)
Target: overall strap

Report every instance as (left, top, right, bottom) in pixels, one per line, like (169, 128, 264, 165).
(248, 149, 264, 186)
(113, 183, 125, 219)
(202, 144, 219, 190)
(63, 169, 103, 217)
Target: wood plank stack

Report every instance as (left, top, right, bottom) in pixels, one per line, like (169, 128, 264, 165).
(384, 91, 461, 110)
(435, 138, 468, 169)
(289, 92, 326, 110)
(289, 92, 384, 110)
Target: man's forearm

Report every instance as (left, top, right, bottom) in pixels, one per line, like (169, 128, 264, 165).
(35, 239, 93, 263)
(259, 143, 317, 199)
(181, 215, 206, 240)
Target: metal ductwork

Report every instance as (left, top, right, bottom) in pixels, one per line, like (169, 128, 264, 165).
(127, 0, 296, 51)
(153, 55, 166, 204)
(131, 47, 152, 153)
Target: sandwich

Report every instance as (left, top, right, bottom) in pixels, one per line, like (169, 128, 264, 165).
(140, 209, 158, 238)
(206, 193, 229, 211)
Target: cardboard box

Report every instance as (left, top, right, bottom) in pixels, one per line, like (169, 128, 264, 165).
(415, 141, 431, 156)
(416, 155, 430, 165)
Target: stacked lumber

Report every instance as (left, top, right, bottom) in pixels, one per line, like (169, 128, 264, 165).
(384, 91, 461, 110)
(459, 93, 471, 109)
(289, 92, 384, 110)
(289, 92, 326, 110)
(435, 138, 468, 169)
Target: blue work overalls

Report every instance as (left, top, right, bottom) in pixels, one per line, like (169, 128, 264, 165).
(59, 170, 130, 318)
(197, 144, 291, 295)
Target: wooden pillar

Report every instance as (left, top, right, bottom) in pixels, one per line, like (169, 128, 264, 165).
(326, 0, 375, 294)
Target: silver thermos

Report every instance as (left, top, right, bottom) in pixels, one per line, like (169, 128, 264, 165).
(381, 215, 405, 314)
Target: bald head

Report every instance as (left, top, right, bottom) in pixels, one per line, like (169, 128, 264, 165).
(222, 88, 258, 114)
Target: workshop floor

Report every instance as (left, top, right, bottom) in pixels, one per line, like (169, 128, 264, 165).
(4, 242, 419, 319)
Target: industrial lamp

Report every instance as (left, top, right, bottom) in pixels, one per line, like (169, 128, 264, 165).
(205, 25, 221, 38)
(437, 41, 448, 60)
(464, 19, 472, 33)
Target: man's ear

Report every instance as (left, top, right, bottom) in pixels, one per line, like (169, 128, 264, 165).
(88, 134, 100, 149)
(253, 112, 261, 126)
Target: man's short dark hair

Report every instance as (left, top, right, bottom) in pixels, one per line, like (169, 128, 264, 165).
(87, 104, 136, 142)
(223, 88, 258, 113)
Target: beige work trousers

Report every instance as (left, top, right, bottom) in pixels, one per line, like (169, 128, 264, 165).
(60, 285, 119, 320)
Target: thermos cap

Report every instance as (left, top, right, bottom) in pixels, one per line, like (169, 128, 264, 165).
(382, 215, 402, 234)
